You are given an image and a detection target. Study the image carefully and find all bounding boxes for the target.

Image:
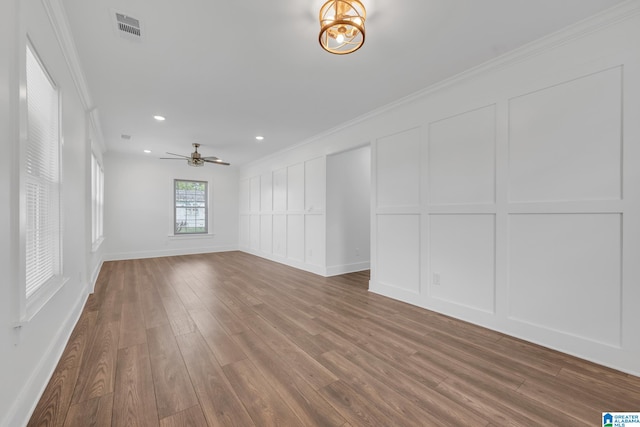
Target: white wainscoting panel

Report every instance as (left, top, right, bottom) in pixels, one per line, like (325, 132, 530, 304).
(287, 163, 305, 211)
(273, 215, 287, 257)
(508, 213, 622, 346)
(509, 67, 622, 203)
(261, 172, 273, 212)
(273, 168, 287, 212)
(429, 105, 496, 205)
(429, 214, 496, 313)
(376, 128, 421, 208)
(287, 214, 305, 262)
(305, 215, 325, 267)
(239, 215, 250, 248)
(250, 176, 260, 212)
(377, 214, 420, 294)
(250, 214, 260, 250)
(239, 179, 250, 213)
(260, 215, 273, 254)
(305, 157, 325, 212)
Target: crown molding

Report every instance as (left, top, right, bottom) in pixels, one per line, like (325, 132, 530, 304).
(41, 0, 106, 153)
(242, 0, 640, 170)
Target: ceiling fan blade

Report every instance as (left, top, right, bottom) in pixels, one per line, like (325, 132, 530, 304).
(159, 157, 187, 160)
(165, 152, 190, 159)
(203, 159, 230, 166)
(202, 156, 220, 160)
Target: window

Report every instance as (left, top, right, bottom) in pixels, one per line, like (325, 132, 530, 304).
(91, 153, 104, 248)
(24, 42, 62, 309)
(174, 179, 208, 234)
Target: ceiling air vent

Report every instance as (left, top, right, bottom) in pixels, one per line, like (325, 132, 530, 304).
(113, 12, 143, 41)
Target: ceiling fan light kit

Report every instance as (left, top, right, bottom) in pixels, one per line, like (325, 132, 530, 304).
(160, 143, 230, 167)
(319, 0, 366, 55)
(187, 158, 204, 167)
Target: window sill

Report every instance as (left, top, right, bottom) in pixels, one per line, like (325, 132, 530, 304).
(18, 275, 70, 324)
(168, 233, 216, 240)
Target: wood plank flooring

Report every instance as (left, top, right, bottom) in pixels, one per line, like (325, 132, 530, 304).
(29, 251, 640, 426)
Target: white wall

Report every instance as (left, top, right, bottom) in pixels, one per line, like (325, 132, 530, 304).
(0, 0, 101, 425)
(326, 146, 371, 276)
(239, 5, 640, 376)
(104, 151, 239, 260)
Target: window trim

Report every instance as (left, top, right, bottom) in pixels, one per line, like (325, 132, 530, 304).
(19, 39, 66, 321)
(91, 152, 104, 252)
(173, 179, 209, 235)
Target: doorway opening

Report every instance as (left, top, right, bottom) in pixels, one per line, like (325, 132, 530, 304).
(326, 145, 371, 283)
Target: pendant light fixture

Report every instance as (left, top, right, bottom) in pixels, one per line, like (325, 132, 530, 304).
(319, 0, 366, 55)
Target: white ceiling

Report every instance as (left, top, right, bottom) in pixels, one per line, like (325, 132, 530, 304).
(61, 0, 625, 166)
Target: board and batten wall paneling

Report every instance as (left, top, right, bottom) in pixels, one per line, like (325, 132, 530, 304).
(508, 213, 622, 347)
(249, 176, 261, 251)
(273, 168, 287, 212)
(287, 163, 305, 212)
(239, 9, 640, 375)
(273, 214, 287, 257)
(305, 157, 326, 212)
(286, 214, 305, 262)
(376, 214, 420, 296)
(305, 214, 325, 267)
(508, 67, 622, 203)
(240, 156, 326, 274)
(239, 214, 250, 248)
(239, 157, 327, 275)
(304, 157, 326, 268)
(260, 172, 273, 212)
(429, 214, 496, 313)
(250, 176, 260, 212)
(367, 12, 640, 375)
(239, 179, 250, 249)
(376, 128, 421, 209)
(250, 215, 260, 251)
(239, 178, 250, 213)
(259, 172, 273, 254)
(423, 104, 498, 314)
(372, 128, 422, 299)
(241, 150, 372, 276)
(260, 215, 273, 254)
(428, 105, 496, 206)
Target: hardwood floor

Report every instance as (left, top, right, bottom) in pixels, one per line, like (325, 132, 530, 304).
(29, 251, 640, 426)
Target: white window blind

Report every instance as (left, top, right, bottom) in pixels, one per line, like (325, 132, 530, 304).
(91, 153, 104, 246)
(25, 44, 61, 300)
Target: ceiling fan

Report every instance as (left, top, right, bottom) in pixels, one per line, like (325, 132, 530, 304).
(160, 143, 230, 167)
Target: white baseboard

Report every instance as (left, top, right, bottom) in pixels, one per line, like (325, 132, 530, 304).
(325, 261, 370, 277)
(241, 248, 328, 276)
(89, 258, 103, 293)
(4, 291, 88, 427)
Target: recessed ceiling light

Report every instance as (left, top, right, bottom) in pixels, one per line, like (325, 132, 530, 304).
(143, 150, 151, 153)
(153, 115, 165, 121)
(255, 136, 264, 141)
